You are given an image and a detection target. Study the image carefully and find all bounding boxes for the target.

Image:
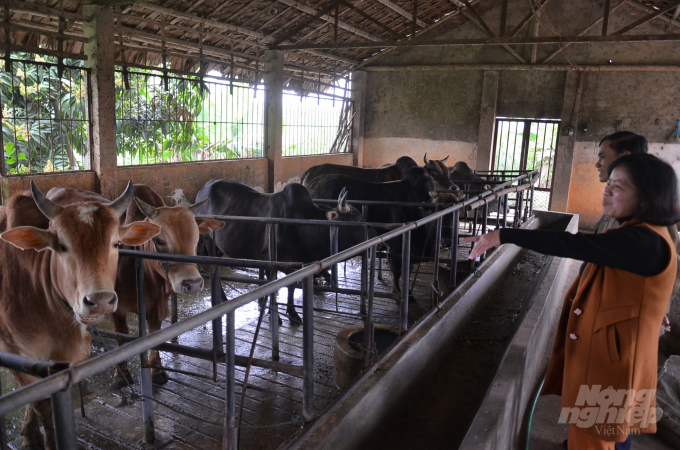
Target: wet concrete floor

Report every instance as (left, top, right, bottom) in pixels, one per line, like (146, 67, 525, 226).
(1, 256, 446, 449)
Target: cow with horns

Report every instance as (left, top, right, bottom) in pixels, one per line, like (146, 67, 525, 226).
(196, 180, 374, 324)
(0, 181, 160, 449)
(306, 167, 465, 291)
(46, 184, 224, 385)
(302, 154, 455, 191)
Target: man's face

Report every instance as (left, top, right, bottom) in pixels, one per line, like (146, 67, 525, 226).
(595, 140, 619, 183)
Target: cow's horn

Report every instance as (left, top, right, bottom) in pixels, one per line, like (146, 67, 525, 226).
(423, 153, 429, 165)
(338, 188, 351, 213)
(442, 155, 450, 163)
(109, 181, 134, 219)
(135, 197, 159, 220)
(31, 181, 63, 220)
(187, 198, 209, 216)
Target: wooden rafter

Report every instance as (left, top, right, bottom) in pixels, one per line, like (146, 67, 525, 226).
(613, 0, 680, 35)
(602, 0, 611, 35)
(625, 0, 680, 29)
(375, 0, 426, 28)
(273, 0, 338, 46)
(337, 0, 402, 39)
(458, 0, 494, 37)
(508, 0, 551, 37)
(274, 0, 382, 41)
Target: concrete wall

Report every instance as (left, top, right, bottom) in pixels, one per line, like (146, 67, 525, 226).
(360, 0, 680, 229)
(0, 153, 352, 204)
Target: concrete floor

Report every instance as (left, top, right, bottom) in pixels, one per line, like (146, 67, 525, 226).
(528, 260, 676, 450)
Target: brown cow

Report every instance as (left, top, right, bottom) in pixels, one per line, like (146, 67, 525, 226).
(0, 182, 160, 449)
(47, 185, 224, 385)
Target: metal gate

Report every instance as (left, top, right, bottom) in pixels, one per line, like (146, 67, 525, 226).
(492, 118, 559, 210)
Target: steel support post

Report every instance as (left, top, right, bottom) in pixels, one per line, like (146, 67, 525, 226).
(330, 226, 339, 287)
(529, 185, 535, 216)
(503, 193, 509, 228)
(362, 246, 377, 368)
(400, 231, 411, 334)
(302, 275, 315, 421)
(360, 227, 369, 315)
(136, 259, 155, 443)
(50, 389, 77, 450)
(170, 293, 178, 324)
(0, 377, 7, 450)
(514, 191, 523, 228)
(210, 263, 224, 381)
(431, 217, 442, 309)
(496, 197, 502, 228)
(481, 203, 489, 262)
(223, 308, 237, 449)
(267, 224, 279, 361)
(450, 210, 460, 288)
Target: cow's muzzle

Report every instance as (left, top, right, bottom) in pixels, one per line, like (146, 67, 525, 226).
(78, 290, 118, 324)
(181, 277, 204, 295)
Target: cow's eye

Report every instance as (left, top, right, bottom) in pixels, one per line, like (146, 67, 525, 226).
(113, 241, 120, 248)
(59, 244, 67, 253)
(155, 238, 166, 246)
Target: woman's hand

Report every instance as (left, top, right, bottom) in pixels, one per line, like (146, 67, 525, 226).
(461, 230, 501, 260)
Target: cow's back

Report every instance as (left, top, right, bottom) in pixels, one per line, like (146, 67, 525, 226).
(302, 163, 402, 187)
(197, 180, 272, 260)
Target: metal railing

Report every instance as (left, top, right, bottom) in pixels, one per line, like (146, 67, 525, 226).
(0, 170, 538, 450)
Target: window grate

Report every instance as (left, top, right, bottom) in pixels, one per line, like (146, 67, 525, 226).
(115, 68, 265, 166)
(1, 55, 90, 175)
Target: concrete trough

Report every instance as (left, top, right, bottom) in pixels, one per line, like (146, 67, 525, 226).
(284, 210, 579, 450)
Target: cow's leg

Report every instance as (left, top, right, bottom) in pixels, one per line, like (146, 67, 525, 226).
(21, 403, 43, 450)
(287, 286, 302, 325)
(109, 310, 134, 386)
(32, 399, 54, 450)
(147, 317, 169, 384)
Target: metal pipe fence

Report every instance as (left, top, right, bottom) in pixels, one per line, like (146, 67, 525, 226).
(0, 170, 538, 450)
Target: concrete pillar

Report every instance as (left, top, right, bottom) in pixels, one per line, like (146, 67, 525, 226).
(476, 71, 499, 172)
(550, 71, 584, 212)
(264, 50, 283, 192)
(351, 70, 367, 167)
(83, 6, 117, 199)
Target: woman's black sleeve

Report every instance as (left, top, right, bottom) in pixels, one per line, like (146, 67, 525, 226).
(498, 226, 670, 276)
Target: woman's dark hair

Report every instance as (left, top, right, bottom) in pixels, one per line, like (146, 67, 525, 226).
(608, 153, 680, 226)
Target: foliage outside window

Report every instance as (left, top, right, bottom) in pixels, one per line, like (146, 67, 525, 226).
(282, 91, 353, 157)
(1, 54, 89, 175)
(115, 68, 265, 166)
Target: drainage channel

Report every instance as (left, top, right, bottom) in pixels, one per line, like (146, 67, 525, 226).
(368, 249, 552, 450)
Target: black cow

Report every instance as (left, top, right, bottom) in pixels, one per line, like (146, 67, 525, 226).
(306, 167, 464, 291)
(302, 154, 454, 191)
(449, 161, 508, 217)
(195, 180, 374, 324)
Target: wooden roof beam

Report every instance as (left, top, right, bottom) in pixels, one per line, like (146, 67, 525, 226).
(273, 1, 339, 45)
(542, 0, 625, 63)
(136, 2, 273, 42)
(508, 0, 551, 37)
(625, 0, 680, 28)
(274, 0, 382, 42)
(337, 0, 403, 39)
(613, 0, 680, 35)
(375, 0, 426, 28)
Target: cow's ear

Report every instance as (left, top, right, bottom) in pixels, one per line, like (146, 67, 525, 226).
(1, 226, 55, 252)
(196, 218, 224, 234)
(119, 222, 161, 245)
(326, 211, 339, 221)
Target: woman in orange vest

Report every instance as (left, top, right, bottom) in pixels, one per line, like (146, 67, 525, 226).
(464, 153, 680, 450)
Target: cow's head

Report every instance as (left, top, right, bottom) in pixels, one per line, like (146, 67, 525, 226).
(429, 182, 466, 206)
(134, 197, 224, 295)
(423, 153, 454, 190)
(325, 188, 377, 248)
(0, 181, 160, 325)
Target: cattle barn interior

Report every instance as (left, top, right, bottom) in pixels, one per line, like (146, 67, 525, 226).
(1, 1, 680, 449)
